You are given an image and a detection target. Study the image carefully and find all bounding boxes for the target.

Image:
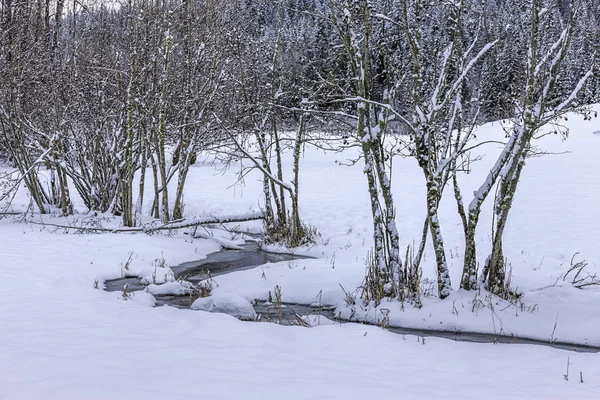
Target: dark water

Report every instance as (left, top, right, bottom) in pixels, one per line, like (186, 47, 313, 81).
(250, 301, 600, 353)
(174, 241, 309, 283)
(383, 325, 600, 353)
(104, 242, 600, 353)
(104, 240, 308, 293)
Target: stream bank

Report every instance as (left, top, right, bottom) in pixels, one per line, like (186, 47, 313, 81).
(104, 241, 600, 353)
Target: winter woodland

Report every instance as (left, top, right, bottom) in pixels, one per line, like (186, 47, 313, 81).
(1, 1, 600, 399)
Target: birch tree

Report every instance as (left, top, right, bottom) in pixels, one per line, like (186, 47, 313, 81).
(395, 0, 498, 298)
(329, 0, 404, 302)
(481, 0, 594, 294)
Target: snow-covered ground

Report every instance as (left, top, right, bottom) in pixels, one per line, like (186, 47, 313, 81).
(1, 107, 599, 398)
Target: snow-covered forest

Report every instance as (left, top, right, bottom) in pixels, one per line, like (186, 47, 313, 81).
(1, 1, 599, 399)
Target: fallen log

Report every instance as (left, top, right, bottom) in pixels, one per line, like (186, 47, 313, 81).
(25, 212, 264, 234)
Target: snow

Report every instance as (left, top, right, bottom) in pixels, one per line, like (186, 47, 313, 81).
(191, 292, 257, 320)
(139, 265, 176, 285)
(192, 230, 246, 250)
(1, 106, 600, 398)
(129, 290, 157, 307)
(145, 281, 196, 296)
(301, 314, 337, 327)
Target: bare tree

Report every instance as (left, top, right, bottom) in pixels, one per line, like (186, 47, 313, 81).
(397, 0, 497, 298)
(329, 0, 403, 302)
(482, 0, 594, 295)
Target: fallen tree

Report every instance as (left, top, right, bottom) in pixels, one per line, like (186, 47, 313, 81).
(24, 212, 264, 234)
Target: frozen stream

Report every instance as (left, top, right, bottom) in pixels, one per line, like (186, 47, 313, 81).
(104, 241, 600, 353)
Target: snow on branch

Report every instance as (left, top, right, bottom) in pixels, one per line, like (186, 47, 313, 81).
(338, 97, 416, 133)
(534, 28, 568, 79)
(431, 39, 498, 118)
(550, 69, 595, 117)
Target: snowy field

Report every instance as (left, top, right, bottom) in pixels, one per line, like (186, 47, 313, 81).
(1, 107, 600, 399)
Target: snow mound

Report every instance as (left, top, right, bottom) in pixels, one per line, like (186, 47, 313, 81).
(300, 314, 336, 327)
(192, 227, 246, 250)
(139, 265, 175, 285)
(191, 292, 257, 320)
(129, 291, 156, 307)
(145, 281, 196, 296)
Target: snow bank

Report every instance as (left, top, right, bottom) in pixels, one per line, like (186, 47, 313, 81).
(129, 291, 157, 307)
(301, 314, 337, 327)
(191, 292, 257, 320)
(145, 281, 196, 296)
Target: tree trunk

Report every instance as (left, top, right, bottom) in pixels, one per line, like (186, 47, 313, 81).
(290, 113, 306, 246)
(364, 150, 388, 299)
(462, 220, 479, 290)
(172, 144, 194, 221)
(485, 149, 526, 294)
(272, 117, 287, 227)
(417, 130, 451, 299)
(53, 0, 64, 51)
(371, 140, 402, 286)
(262, 169, 274, 229)
(150, 155, 160, 219)
(136, 142, 148, 220)
(426, 182, 451, 299)
(56, 164, 72, 216)
(458, 130, 520, 291)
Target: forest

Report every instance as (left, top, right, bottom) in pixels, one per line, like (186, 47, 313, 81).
(1, 0, 599, 300)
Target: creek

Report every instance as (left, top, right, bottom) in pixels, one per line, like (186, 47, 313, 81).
(104, 241, 599, 353)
